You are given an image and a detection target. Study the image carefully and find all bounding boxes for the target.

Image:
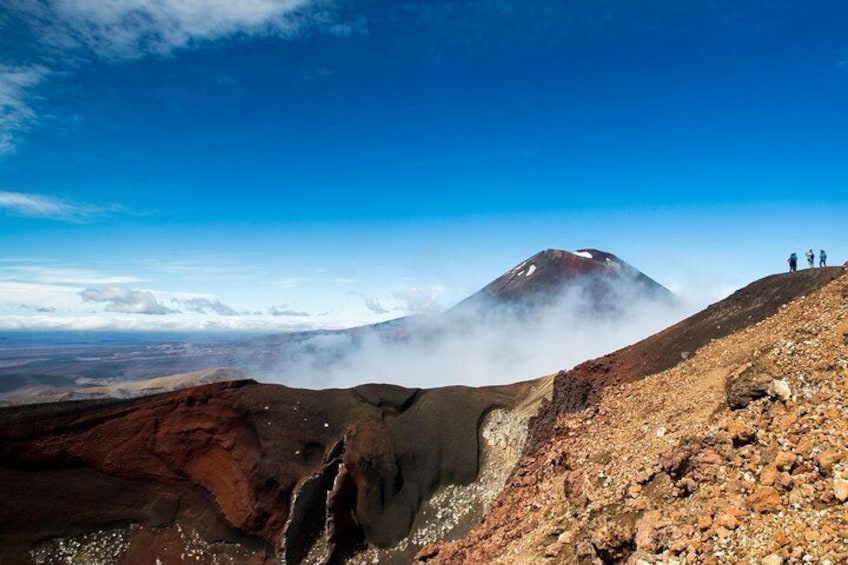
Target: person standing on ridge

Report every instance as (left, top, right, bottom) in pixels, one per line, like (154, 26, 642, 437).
(820, 249, 827, 268)
(788, 252, 798, 272)
(806, 249, 815, 268)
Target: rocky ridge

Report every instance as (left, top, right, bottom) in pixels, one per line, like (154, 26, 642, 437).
(420, 269, 848, 564)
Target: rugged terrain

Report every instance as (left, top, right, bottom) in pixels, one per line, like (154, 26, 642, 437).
(0, 375, 548, 564)
(2, 261, 843, 564)
(419, 267, 848, 564)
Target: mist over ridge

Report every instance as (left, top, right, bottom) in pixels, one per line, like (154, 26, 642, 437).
(0, 247, 705, 405)
(245, 248, 694, 389)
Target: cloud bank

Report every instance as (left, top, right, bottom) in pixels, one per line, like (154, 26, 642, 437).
(243, 279, 697, 389)
(80, 286, 178, 315)
(269, 305, 311, 317)
(181, 297, 240, 316)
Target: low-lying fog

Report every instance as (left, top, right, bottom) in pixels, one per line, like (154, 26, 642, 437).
(244, 279, 699, 389)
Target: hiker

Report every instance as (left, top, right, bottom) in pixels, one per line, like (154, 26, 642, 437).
(788, 252, 798, 272)
(806, 249, 815, 268)
(820, 249, 827, 268)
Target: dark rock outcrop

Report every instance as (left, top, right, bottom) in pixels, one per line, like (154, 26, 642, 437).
(0, 378, 537, 564)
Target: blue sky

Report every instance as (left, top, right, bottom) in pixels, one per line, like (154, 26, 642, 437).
(0, 0, 846, 331)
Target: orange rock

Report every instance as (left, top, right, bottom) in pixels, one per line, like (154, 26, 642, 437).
(542, 542, 562, 558)
(778, 472, 794, 490)
(748, 486, 783, 513)
(414, 544, 440, 561)
(796, 437, 815, 457)
(761, 465, 778, 486)
(818, 449, 842, 472)
(726, 421, 755, 443)
(776, 413, 798, 431)
(635, 511, 661, 552)
(714, 513, 739, 530)
(774, 451, 796, 470)
(715, 525, 731, 539)
(698, 512, 713, 531)
(833, 478, 848, 502)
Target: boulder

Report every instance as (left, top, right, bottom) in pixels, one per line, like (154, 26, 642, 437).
(726, 364, 772, 409)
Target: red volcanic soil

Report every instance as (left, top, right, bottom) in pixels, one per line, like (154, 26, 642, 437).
(0, 377, 536, 563)
(527, 267, 844, 454)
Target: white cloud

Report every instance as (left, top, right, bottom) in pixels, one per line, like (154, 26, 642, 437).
(268, 305, 310, 317)
(80, 286, 178, 315)
(0, 190, 117, 222)
(351, 291, 389, 314)
(180, 296, 239, 316)
(29, 0, 319, 59)
(18, 304, 56, 313)
(392, 286, 444, 314)
(0, 65, 49, 154)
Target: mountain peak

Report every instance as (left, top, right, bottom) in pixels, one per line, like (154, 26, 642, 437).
(455, 248, 671, 311)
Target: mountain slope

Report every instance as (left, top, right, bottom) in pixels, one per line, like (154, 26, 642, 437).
(529, 267, 843, 452)
(451, 248, 672, 313)
(420, 267, 848, 564)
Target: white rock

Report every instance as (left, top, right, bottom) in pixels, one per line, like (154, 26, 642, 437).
(762, 554, 783, 565)
(770, 379, 792, 401)
(834, 477, 848, 502)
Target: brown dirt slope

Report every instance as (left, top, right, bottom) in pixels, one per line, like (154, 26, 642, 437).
(421, 269, 848, 564)
(528, 267, 843, 453)
(0, 376, 537, 564)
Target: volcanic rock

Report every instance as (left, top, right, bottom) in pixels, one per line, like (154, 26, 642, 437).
(0, 377, 544, 564)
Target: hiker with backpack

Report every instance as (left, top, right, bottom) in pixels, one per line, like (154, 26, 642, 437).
(788, 252, 798, 272)
(806, 249, 815, 268)
(820, 249, 827, 268)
